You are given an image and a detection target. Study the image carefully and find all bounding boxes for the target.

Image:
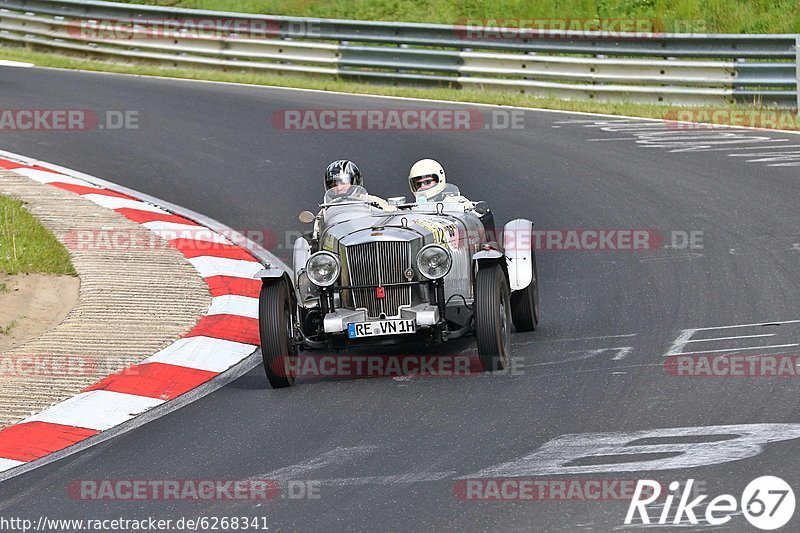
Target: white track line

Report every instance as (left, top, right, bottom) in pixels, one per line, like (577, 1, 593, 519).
(0, 60, 34, 68)
(692, 320, 800, 331)
(318, 472, 457, 486)
(256, 446, 379, 481)
(612, 347, 633, 360)
(521, 334, 636, 345)
(685, 334, 775, 343)
(670, 344, 799, 356)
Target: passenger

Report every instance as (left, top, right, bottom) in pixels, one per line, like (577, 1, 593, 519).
(407, 158, 496, 241)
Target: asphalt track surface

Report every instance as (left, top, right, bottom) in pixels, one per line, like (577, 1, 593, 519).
(1, 66, 800, 531)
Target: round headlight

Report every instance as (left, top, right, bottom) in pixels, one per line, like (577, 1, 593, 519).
(416, 244, 452, 280)
(305, 251, 340, 287)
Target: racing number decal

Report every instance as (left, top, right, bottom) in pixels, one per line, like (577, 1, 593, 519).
(414, 219, 459, 251)
(322, 234, 336, 252)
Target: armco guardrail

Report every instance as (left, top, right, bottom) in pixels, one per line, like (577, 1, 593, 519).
(1, 0, 798, 108)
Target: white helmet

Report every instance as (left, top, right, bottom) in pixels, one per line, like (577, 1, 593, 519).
(408, 159, 447, 201)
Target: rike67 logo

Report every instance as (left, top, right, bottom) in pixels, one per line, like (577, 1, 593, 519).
(625, 476, 795, 530)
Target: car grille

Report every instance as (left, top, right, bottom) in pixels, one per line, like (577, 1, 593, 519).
(344, 241, 412, 318)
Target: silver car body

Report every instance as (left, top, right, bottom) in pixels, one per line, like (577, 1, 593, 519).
(280, 186, 534, 343)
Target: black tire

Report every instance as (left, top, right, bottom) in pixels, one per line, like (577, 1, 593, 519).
(510, 252, 540, 332)
(474, 264, 512, 371)
(259, 279, 297, 388)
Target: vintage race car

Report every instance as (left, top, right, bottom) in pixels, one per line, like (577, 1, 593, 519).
(255, 185, 540, 387)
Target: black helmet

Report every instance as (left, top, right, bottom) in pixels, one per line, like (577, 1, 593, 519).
(324, 160, 362, 191)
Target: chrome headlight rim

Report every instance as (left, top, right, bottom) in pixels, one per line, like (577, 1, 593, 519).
(416, 244, 452, 280)
(305, 251, 341, 287)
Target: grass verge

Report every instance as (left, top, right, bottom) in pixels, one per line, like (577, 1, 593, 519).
(0, 320, 17, 336)
(1, 46, 798, 131)
(0, 194, 77, 276)
(110, 0, 800, 34)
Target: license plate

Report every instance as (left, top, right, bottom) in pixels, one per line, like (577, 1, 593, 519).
(348, 319, 416, 339)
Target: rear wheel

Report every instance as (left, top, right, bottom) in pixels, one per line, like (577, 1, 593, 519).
(259, 279, 297, 388)
(510, 252, 540, 332)
(474, 264, 512, 371)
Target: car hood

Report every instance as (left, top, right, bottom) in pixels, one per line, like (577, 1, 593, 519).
(320, 208, 465, 249)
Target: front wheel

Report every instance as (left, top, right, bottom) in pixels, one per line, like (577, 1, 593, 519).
(259, 279, 298, 388)
(474, 264, 512, 371)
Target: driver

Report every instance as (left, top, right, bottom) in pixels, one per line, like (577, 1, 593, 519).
(324, 160, 393, 210)
(408, 158, 496, 241)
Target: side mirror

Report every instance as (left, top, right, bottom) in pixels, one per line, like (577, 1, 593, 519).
(388, 196, 406, 207)
(298, 210, 316, 224)
(473, 201, 489, 215)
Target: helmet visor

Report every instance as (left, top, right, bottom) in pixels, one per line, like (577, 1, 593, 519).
(324, 184, 369, 204)
(326, 172, 357, 190)
(412, 174, 440, 192)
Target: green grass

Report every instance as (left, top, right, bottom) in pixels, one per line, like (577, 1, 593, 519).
(0, 320, 17, 336)
(1, 46, 797, 131)
(110, 0, 800, 33)
(0, 282, 8, 293)
(0, 194, 77, 276)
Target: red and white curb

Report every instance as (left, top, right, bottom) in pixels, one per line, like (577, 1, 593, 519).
(0, 152, 269, 474)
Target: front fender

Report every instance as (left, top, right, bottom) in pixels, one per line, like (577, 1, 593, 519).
(472, 248, 508, 282)
(254, 267, 288, 280)
(503, 218, 534, 291)
(255, 268, 299, 307)
(292, 237, 311, 279)
(472, 249, 504, 262)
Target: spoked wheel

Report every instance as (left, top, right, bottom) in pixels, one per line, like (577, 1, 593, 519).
(259, 279, 298, 388)
(510, 251, 540, 332)
(474, 264, 512, 371)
